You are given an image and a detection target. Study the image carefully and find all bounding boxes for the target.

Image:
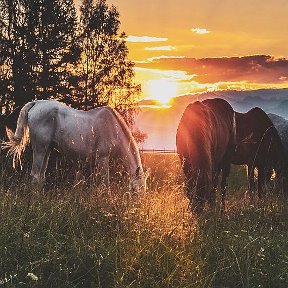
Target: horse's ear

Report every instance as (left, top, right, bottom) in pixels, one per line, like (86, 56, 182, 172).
(135, 166, 140, 177)
(145, 168, 151, 179)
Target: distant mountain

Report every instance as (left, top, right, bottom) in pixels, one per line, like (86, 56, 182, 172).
(135, 88, 288, 150)
(268, 113, 288, 154)
(271, 99, 288, 118)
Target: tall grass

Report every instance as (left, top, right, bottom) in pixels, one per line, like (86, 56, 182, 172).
(0, 153, 287, 287)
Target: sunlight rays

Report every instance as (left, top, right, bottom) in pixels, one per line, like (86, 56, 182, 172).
(147, 79, 178, 106)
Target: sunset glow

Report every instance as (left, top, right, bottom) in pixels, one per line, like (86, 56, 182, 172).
(191, 28, 211, 35)
(98, 0, 288, 104)
(126, 35, 168, 43)
(147, 79, 177, 105)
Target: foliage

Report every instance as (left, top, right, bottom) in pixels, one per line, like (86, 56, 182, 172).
(65, 0, 140, 125)
(0, 0, 140, 127)
(0, 0, 78, 110)
(0, 153, 288, 287)
(132, 128, 148, 146)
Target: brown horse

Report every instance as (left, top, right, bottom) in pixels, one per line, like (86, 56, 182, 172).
(230, 107, 288, 198)
(176, 98, 235, 213)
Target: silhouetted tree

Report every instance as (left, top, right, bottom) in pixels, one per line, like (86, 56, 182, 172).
(0, 0, 33, 110)
(0, 0, 79, 111)
(34, 0, 79, 100)
(69, 0, 140, 125)
(1, 0, 142, 133)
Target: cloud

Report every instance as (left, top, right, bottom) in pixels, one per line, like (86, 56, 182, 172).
(126, 35, 168, 43)
(147, 55, 186, 62)
(137, 55, 288, 84)
(191, 28, 211, 34)
(145, 45, 176, 51)
(135, 67, 194, 80)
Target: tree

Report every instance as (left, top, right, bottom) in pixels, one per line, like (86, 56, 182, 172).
(0, 0, 79, 111)
(70, 0, 141, 126)
(1, 0, 142, 133)
(0, 0, 33, 110)
(34, 0, 80, 100)
(132, 128, 147, 146)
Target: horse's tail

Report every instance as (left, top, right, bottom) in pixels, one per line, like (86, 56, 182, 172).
(2, 101, 36, 168)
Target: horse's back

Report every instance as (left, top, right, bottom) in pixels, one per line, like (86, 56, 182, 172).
(202, 98, 234, 117)
(30, 102, 130, 159)
(26, 101, 97, 157)
(176, 98, 234, 170)
(234, 107, 286, 167)
(176, 101, 209, 165)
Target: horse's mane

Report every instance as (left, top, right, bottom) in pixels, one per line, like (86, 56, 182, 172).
(104, 107, 142, 169)
(179, 101, 213, 169)
(236, 107, 288, 174)
(177, 101, 214, 202)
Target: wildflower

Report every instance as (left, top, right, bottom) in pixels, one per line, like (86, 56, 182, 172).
(27, 273, 38, 281)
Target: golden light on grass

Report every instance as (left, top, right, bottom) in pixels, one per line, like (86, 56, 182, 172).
(1, 151, 288, 286)
(135, 186, 197, 241)
(147, 78, 178, 106)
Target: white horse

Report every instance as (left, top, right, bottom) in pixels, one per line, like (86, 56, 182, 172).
(3, 100, 149, 191)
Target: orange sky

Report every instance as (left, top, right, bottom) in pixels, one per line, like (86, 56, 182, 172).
(106, 0, 288, 59)
(76, 0, 288, 103)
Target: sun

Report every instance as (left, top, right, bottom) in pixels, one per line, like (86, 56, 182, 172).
(147, 79, 178, 106)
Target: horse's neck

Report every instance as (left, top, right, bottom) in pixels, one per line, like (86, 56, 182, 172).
(123, 140, 143, 176)
(113, 111, 143, 176)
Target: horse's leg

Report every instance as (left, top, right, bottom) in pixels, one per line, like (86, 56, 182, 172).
(74, 160, 85, 187)
(221, 164, 230, 214)
(40, 149, 51, 181)
(31, 144, 50, 191)
(209, 169, 220, 210)
(182, 161, 205, 213)
(182, 161, 194, 209)
(257, 166, 265, 199)
(275, 167, 287, 194)
(264, 167, 272, 192)
(194, 186, 205, 214)
(194, 171, 209, 214)
(97, 156, 110, 188)
(247, 165, 256, 199)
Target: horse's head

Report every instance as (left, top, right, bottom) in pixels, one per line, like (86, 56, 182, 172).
(130, 166, 150, 193)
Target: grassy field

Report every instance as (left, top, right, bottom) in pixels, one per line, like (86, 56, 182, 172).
(0, 152, 288, 287)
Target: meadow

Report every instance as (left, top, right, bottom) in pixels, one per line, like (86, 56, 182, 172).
(0, 152, 287, 287)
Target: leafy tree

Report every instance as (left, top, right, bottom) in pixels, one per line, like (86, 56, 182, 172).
(133, 128, 147, 145)
(0, 0, 32, 110)
(0, 0, 79, 111)
(69, 0, 141, 126)
(1, 0, 142, 135)
(34, 0, 79, 100)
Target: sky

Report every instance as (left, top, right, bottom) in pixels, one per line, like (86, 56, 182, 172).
(76, 0, 288, 104)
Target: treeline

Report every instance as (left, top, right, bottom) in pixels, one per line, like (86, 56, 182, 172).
(0, 0, 140, 126)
